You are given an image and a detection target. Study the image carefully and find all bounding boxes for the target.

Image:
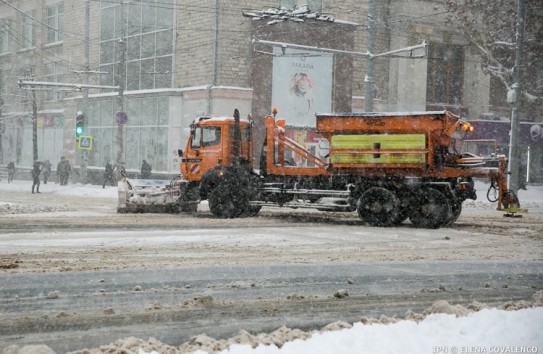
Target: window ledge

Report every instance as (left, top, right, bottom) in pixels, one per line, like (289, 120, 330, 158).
(18, 47, 37, 53)
(44, 41, 63, 49)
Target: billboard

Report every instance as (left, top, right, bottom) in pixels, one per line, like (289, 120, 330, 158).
(271, 49, 333, 127)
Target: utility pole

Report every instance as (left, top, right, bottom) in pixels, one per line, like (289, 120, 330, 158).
(29, 70, 38, 162)
(81, 0, 90, 165)
(364, 0, 376, 112)
(31, 89, 38, 162)
(0, 73, 3, 165)
(208, 0, 219, 116)
(83, 0, 89, 106)
(116, 0, 126, 170)
(508, 0, 526, 194)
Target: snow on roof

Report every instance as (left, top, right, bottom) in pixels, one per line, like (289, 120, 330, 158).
(316, 111, 449, 118)
(242, 5, 357, 26)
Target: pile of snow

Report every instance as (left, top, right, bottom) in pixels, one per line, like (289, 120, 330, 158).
(5, 296, 542, 354)
(191, 306, 543, 354)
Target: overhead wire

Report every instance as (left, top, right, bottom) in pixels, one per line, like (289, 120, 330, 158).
(0, 0, 493, 88)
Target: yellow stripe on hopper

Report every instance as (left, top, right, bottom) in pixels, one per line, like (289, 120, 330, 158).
(330, 134, 427, 164)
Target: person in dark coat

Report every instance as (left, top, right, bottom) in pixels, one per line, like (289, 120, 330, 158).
(42, 160, 52, 184)
(31, 161, 41, 194)
(7, 161, 15, 183)
(56, 156, 71, 186)
(140, 159, 152, 179)
(103, 161, 116, 188)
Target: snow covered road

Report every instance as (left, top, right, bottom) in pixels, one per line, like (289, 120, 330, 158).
(0, 181, 542, 353)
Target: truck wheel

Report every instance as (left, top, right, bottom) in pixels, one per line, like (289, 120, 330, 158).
(208, 187, 245, 218)
(357, 187, 400, 227)
(444, 201, 462, 226)
(391, 192, 410, 225)
(180, 203, 198, 213)
(409, 188, 451, 229)
(243, 205, 262, 217)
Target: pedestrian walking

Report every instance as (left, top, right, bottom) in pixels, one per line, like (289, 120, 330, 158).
(31, 161, 41, 194)
(57, 156, 72, 186)
(42, 160, 52, 184)
(103, 161, 116, 188)
(7, 161, 15, 183)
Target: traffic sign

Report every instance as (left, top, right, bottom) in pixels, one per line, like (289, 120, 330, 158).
(78, 136, 93, 150)
(115, 111, 128, 125)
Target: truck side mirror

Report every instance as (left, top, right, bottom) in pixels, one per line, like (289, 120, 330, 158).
(178, 149, 184, 157)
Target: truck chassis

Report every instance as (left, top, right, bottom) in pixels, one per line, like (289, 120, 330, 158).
(118, 110, 523, 228)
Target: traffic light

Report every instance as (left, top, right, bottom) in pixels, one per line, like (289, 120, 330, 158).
(75, 111, 85, 137)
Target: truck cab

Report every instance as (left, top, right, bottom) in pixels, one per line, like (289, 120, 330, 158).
(180, 116, 253, 182)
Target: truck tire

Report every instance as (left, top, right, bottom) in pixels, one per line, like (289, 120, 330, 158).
(357, 187, 400, 227)
(179, 203, 198, 213)
(444, 201, 462, 226)
(208, 187, 246, 218)
(391, 190, 410, 225)
(409, 188, 451, 229)
(243, 205, 262, 217)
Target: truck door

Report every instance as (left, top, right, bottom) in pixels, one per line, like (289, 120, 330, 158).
(181, 125, 222, 182)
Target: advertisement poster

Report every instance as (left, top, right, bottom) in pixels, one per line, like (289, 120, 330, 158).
(272, 49, 333, 127)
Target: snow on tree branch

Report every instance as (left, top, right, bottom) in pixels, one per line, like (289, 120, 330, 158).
(444, 0, 542, 112)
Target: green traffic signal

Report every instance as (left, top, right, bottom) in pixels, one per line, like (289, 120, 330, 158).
(75, 124, 84, 136)
(75, 112, 85, 137)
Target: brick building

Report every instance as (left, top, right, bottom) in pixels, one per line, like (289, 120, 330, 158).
(0, 0, 535, 177)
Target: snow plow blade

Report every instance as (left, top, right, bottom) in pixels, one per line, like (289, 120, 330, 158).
(117, 177, 198, 213)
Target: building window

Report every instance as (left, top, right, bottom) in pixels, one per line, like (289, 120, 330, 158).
(280, 0, 296, 9)
(426, 43, 464, 107)
(280, 0, 321, 11)
(84, 97, 169, 171)
(22, 10, 37, 49)
(307, 0, 322, 12)
(489, 76, 507, 107)
(0, 69, 7, 95)
(0, 18, 12, 54)
(99, 0, 173, 90)
(44, 63, 65, 101)
(47, 3, 64, 44)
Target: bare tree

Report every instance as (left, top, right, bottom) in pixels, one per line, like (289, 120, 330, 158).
(444, 0, 542, 118)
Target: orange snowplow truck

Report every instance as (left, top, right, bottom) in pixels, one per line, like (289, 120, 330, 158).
(118, 109, 523, 228)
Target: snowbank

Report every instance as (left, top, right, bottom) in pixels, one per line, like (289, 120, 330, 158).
(210, 307, 543, 354)
(6, 297, 541, 354)
(0, 180, 117, 199)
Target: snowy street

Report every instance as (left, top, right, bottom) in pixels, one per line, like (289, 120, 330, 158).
(1, 181, 542, 353)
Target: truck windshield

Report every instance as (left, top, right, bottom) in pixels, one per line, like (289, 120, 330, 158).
(191, 127, 221, 148)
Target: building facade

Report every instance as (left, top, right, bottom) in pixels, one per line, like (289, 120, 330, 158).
(0, 0, 539, 179)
